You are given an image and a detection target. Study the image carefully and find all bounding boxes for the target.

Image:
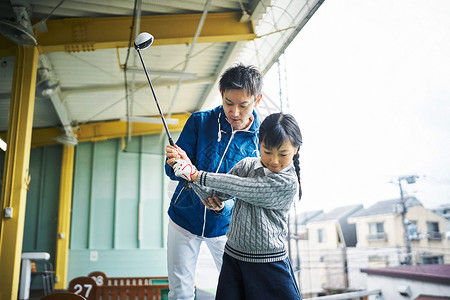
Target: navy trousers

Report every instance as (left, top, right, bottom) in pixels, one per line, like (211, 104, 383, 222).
(215, 253, 302, 300)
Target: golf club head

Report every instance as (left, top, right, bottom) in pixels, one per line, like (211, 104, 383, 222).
(134, 32, 154, 50)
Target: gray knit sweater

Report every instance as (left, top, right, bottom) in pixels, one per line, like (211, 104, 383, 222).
(193, 157, 298, 263)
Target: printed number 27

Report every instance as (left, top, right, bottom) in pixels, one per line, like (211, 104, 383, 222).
(73, 283, 93, 298)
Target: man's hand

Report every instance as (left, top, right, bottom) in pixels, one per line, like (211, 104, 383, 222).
(166, 145, 191, 167)
(201, 196, 224, 213)
(173, 159, 198, 182)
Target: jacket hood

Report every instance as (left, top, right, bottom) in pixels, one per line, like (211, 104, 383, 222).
(212, 106, 260, 158)
(213, 105, 261, 133)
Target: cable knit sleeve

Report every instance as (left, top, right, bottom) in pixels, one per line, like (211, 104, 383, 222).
(195, 158, 297, 210)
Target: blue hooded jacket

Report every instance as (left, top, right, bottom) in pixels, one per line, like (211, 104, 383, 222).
(165, 105, 261, 237)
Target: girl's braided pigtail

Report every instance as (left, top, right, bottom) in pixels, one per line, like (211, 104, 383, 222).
(293, 152, 301, 200)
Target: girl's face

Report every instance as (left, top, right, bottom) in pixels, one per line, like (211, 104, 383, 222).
(260, 140, 298, 173)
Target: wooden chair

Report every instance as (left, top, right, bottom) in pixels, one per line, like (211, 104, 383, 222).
(40, 292, 87, 300)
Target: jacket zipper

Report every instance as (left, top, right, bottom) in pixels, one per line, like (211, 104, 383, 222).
(174, 186, 185, 204)
(215, 130, 236, 173)
(202, 130, 236, 237)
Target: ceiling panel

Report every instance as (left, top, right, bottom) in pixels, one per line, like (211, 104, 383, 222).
(0, 0, 325, 146)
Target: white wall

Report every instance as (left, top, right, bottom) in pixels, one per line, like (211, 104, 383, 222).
(366, 274, 450, 300)
(346, 247, 402, 290)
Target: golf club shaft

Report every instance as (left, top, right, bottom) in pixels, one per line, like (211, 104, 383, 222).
(136, 49, 175, 146)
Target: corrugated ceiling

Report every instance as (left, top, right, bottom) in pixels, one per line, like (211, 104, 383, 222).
(0, 0, 324, 145)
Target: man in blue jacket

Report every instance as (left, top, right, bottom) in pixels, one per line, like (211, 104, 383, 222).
(164, 63, 263, 300)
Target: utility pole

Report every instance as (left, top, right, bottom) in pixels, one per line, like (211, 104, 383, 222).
(397, 175, 418, 265)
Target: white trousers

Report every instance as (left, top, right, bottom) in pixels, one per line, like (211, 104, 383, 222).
(167, 219, 227, 300)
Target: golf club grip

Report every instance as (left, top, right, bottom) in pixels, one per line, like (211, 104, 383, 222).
(169, 138, 175, 146)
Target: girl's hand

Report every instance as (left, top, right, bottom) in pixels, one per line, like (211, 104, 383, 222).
(201, 196, 224, 213)
(173, 159, 198, 182)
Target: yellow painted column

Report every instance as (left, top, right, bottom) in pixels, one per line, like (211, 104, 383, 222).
(0, 46, 39, 300)
(54, 145, 75, 290)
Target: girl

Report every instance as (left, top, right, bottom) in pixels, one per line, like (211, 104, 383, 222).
(170, 112, 302, 300)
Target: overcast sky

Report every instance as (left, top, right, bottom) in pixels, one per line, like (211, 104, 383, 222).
(277, 0, 450, 213)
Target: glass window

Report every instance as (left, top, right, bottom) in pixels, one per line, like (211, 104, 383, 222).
(368, 222, 386, 241)
(408, 221, 419, 240)
(427, 222, 439, 233)
(318, 228, 325, 243)
(369, 222, 384, 234)
(427, 222, 442, 240)
(419, 255, 443, 265)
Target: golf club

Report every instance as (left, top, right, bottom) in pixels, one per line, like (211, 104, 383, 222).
(134, 32, 175, 146)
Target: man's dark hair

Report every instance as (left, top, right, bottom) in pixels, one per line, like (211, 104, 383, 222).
(219, 63, 263, 98)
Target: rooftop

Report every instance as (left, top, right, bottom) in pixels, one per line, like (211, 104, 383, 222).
(349, 197, 422, 218)
(309, 204, 363, 222)
(361, 264, 450, 285)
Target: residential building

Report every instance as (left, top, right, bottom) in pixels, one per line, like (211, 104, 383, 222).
(299, 204, 363, 297)
(361, 264, 450, 300)
(287, 209, 323, 295)
(288, 210, 324, 266)
(431, 203, 450, 239)
(347, 197, 450, 290)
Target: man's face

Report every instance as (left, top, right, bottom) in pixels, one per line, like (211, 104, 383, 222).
(221, 89, 261, 130)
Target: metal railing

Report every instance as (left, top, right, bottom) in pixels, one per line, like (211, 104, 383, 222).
(427, 231, 443, 240)
(305, 289, 382, 300)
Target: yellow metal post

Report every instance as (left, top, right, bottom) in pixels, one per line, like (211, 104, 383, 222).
(54, 145, 75, 290)
(0, 46, 39, 300)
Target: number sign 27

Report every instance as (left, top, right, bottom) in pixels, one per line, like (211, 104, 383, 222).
(69, 276, 97, 300)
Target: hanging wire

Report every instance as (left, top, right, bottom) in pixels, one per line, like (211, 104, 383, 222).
(277, 54, 289, 113)
(281, 53, 290, 112)
(122, 0, 139, 150)
(277, 59, 283, 113)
